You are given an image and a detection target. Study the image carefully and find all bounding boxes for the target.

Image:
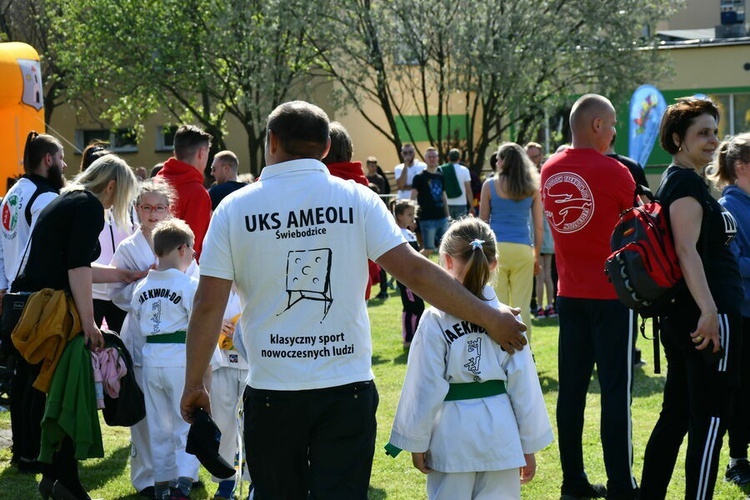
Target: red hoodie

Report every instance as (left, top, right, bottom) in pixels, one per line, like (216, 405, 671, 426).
(156, 157, 211, 261)
(326, 160, 380, 298)
(326, 161, 368, 186)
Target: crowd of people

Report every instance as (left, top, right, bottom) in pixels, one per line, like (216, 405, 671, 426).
(1, 93, 749, 500)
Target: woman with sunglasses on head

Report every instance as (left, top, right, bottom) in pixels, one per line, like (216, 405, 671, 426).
(640, 98, 742, 499)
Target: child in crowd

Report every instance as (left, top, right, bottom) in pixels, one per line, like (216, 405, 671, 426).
(393, 199, 424, 348)
(130, 219, 200, 500)
(386, 218, 552, 499)
(108, 179, 174, 497)
(208, 290, 249, 499)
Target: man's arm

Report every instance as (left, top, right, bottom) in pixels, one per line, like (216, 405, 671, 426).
(396, 165, 409, 191)
(181, 275, 233, 422)
(479, 181, 491, 222)
(464, 180, 473, 211)
(378, 243, 527, 352)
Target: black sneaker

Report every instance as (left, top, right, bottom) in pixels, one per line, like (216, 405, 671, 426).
(726, 459, 750, 486)
(606, 487, 639, 500)
(138, 486, 156, 499)
(561, 481, 607, 499)
(16, 458, 43, 474)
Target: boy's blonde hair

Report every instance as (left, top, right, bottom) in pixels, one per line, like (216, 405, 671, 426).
(153, 219, 194, 257)
(439, 218, 497, 300)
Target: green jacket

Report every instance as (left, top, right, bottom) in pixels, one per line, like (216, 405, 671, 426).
(39, 334, 103, 462)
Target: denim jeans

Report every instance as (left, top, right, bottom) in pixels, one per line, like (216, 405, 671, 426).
(419, 217, 449, 250)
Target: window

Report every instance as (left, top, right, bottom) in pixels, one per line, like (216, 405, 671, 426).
(75, 128, 138, 154)
(733, 94, 750, 133)
(156, 125, 179, 152)
(707, 92, 750, 136)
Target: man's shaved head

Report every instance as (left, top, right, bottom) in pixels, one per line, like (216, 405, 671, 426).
(569, 94, 616, 152)
(570, 94, 614, 132)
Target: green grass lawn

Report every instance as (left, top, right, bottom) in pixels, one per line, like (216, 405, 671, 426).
(0, 290, 745, 499)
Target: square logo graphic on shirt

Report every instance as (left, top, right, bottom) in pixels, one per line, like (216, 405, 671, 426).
(280, 248, 333, 321)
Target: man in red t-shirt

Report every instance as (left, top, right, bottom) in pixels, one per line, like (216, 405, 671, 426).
(541, 94, 638, 500)
(157, 125, 212, 261)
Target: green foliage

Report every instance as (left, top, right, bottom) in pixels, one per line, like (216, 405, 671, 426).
(48, 0, 322, 173)
(316, 0, 679, 169)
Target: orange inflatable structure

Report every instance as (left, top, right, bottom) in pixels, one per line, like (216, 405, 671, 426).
(0, 42, 44, 196)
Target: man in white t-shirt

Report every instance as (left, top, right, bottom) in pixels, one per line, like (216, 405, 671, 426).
(441, 148, 473, 219)
(1, 132, 64, 473)
(393, 143, 425, 199)
(180, 101, 527, 499)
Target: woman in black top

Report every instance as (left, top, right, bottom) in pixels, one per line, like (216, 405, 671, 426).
(15, 154, 141, 500)
(641, 98, 742, 499)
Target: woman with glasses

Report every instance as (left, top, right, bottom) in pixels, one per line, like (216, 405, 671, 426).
(108, 178, 176, 498)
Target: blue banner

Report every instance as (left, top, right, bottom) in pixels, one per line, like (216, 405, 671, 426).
(628, 85, 667, 167)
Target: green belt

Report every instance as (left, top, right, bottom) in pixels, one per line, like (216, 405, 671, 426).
(146, 331, 186, 344)
(385, 380, 507, 459)
(444, 380, 506, 401)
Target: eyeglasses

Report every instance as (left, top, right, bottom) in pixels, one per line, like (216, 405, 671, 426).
(401, 151, 415, 156)
(138, 204, 168, 214)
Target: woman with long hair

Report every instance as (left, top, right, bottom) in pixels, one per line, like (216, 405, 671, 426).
(710, 132, 750, 491)
(479, 142, 542, 339)
(13, 154, 143, 499)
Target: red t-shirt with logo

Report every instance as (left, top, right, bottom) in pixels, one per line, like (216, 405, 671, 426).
(540, 148, 635, 299)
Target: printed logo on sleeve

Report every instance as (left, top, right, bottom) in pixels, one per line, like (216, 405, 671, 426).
(1, 195, 20, 233)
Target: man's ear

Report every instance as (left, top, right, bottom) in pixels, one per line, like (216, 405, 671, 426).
(267, 129, 279, 154)
(592, 116, 602, 133)
(318, 137, 331, 161)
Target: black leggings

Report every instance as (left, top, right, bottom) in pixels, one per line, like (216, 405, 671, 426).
(42, 436, 87, 499)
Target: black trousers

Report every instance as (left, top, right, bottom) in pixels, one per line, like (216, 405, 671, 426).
(641, 309, 740, 499)
(93, 299, 126, 333)
(728, 316, 750, 459)
(10, 352, 45, 462)
(244, 380, 378, 500)
(556, 297, 637, 495)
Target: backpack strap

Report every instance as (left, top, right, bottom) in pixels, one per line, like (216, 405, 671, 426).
(23, 176, 56, 227)
(24, 187, 43, 227)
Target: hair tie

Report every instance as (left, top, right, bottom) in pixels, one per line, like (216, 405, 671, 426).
(470, 239, 485, 251)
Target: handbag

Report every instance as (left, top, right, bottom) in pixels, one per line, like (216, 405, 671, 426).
(1, 292, 32, 351)
(0, 238, 34, 354)
(101, 330, 146, 427)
